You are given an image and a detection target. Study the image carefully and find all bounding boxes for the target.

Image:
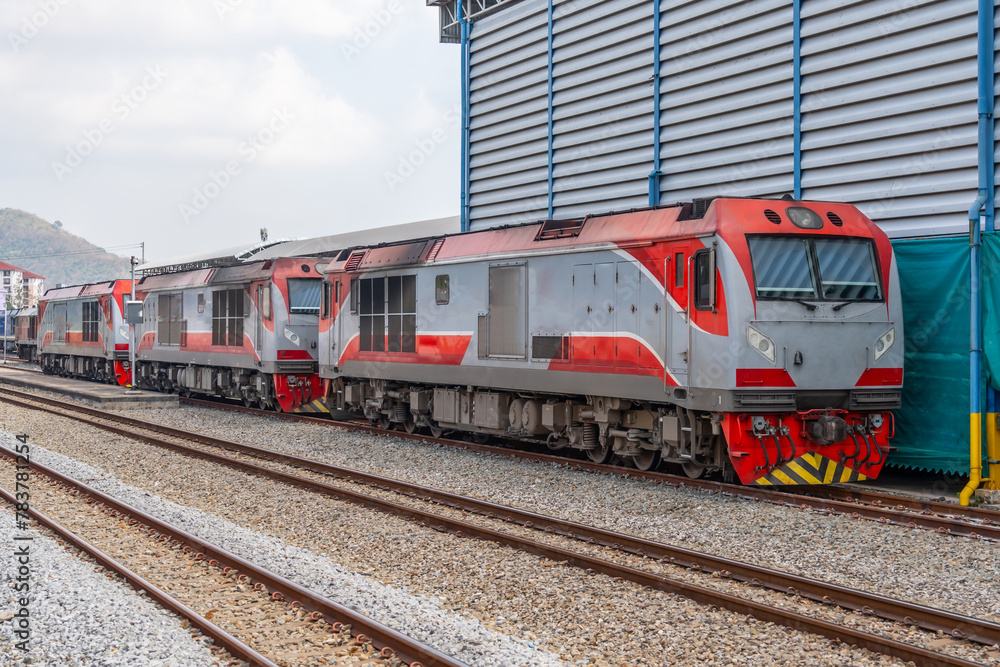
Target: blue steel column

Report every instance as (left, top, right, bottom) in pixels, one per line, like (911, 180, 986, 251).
(984, 0, 999, 493)
(648, 0, 663, 206)
(961, 0, 995, 505)
(459, 1, 470, 232)
(792, 0, 802, 200)
(547, 0, 555, 218)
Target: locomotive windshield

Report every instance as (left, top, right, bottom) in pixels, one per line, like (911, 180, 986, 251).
(749, 236, 882, 302)
(287, 278, 322, 314)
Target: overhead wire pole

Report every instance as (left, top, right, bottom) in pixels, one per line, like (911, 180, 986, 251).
(129, 256, 138, 391)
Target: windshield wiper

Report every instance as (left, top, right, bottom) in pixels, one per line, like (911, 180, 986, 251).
(831, 301, 851, 312)
(791, 299, 818, 311)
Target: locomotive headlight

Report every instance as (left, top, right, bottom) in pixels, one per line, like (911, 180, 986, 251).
(874, 327, 895, 362)
(747, 325, 776, 364)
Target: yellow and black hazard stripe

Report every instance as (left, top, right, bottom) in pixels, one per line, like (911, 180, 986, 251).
(293, 398, 330, 414)
(752, 452, 868, 486)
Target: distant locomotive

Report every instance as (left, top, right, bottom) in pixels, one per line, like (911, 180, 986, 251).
(38, 280, 132, 384)
(14, 307, 38, 362)
(319, 198, 903, 486)
(0, 307, 38, 360)
(37, 258, 324, 412)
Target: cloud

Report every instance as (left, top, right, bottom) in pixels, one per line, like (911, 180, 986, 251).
(0, 0, 458, 262)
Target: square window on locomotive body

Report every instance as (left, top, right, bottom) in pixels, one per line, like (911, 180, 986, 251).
(435, 274, 450, 304)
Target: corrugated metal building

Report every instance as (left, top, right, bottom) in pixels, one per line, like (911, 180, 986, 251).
(430, 0, 995, 238)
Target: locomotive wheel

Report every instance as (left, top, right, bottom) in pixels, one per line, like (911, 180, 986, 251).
(379, 416, 391, 430)
(630, 449, 661, 471)
(403, 419, 417, 434)
(586, 442, 614, 464)
(429, 425, 444, 438)
(681, 460, 707, 479)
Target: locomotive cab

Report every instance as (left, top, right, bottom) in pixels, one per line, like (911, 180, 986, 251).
(690, 200, 901, 484)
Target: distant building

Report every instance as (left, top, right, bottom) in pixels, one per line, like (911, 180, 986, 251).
(0, 261, 45, 308)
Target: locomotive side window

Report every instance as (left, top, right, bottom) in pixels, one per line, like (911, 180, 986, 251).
(674, 253, 684, 287)
(82, 301, 100, 342)
(693, 250, 715, 311)
(211, 288, 244, 346)
(288, 278, 321, 314)
(435, 274, 450, 305)
(358, 275, 416, 353)
(321, 281, 332, 319)
(261, 284, 271, 319)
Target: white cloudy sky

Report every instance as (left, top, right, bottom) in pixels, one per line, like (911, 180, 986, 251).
(0, 0, 460, 262)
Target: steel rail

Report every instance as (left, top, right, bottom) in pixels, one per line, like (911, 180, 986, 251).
(177, 396, 1000, 540)
(3, 385, 998, 541)
(0, 395, 995, 665)
(789, 485, 1000, 526)
(0, 483, 280, 667)
(9, 390, 1000, 647)
(0, 447, 466, 667)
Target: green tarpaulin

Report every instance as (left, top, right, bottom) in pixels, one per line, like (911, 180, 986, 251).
(891, 235, 999, 474)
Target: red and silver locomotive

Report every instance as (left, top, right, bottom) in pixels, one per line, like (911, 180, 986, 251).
(130, 257, 324, 411)
(37, 258, 324, 412)
(319, 198, 902, 485)
(38, 280, 132, 384)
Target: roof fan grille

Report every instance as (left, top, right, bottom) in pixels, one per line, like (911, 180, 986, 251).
(343, 252, 365, 272)
(426, 239, 445, 261)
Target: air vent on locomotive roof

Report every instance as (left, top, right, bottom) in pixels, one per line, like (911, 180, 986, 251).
(535, 218, 585, 241)
(764, 209, 782, 225)
(827, 212, 844, 226)
(677, 198, 717, 221)
(343, 251, 366, 272)
(426, 238, 445, 262)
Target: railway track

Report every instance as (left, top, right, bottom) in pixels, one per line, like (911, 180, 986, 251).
(176, 395, 1000, 542)
(1, 388, 997, 666)
(0, 445, 466, 667)
(1, 376, 995, 539)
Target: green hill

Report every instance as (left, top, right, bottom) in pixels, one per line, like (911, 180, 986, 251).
(0, 208, 132, 290)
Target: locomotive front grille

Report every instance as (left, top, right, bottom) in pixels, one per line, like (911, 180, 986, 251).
(850, 390, 902, 410)
(276, 361, 316, 372)
(734, 392, 796, 409)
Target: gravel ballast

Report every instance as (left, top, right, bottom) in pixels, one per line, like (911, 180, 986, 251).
(126, 405, 1000, 623)
(0, 401, 923, 665)
(0, 507, 224, 666)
